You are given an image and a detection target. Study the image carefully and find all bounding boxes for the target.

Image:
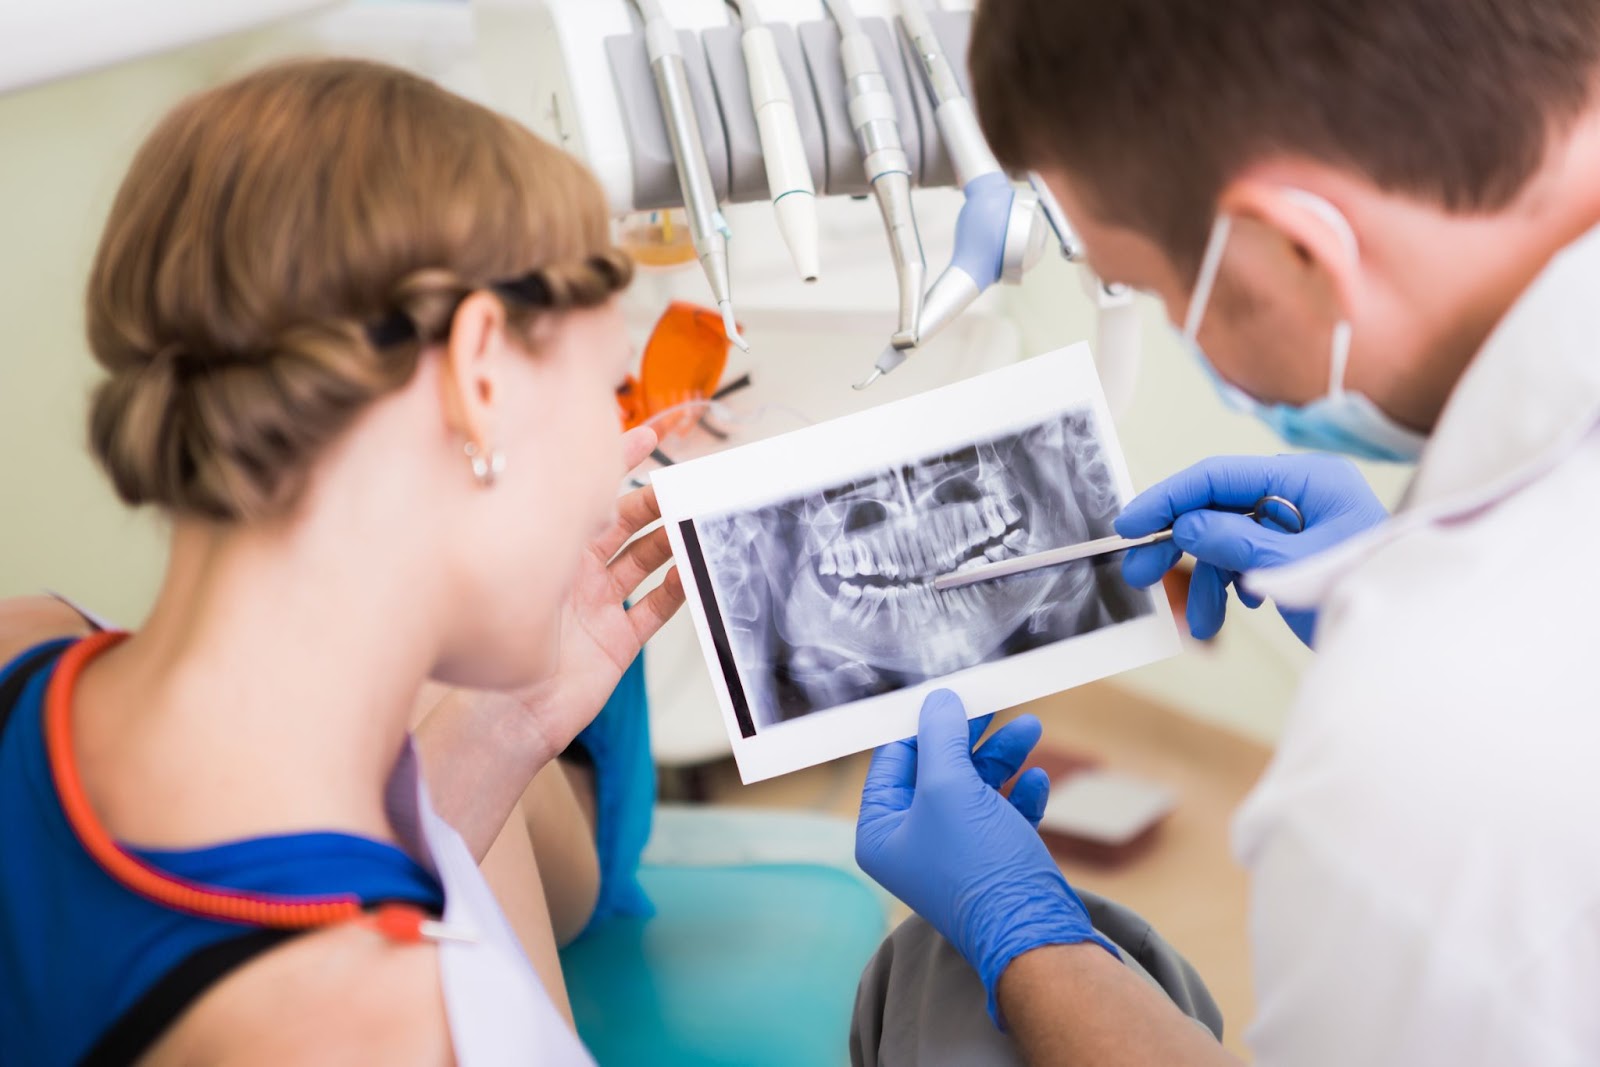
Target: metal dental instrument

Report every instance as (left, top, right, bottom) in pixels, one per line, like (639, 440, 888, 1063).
(854, 0, 1049, 389)
(634, 0, 749, 351)
(1028, 170, 1082, 262)
(732, 0, 821, 283)
(826, 0, 925, 350)
(931, 496, 1306, 592)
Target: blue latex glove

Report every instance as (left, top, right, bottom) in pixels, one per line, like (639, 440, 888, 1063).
(856, 690, 1120, 1025)
(1115, 454, 1388, 647)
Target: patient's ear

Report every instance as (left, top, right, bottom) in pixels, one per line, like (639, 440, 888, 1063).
(438, 291, 507, 449)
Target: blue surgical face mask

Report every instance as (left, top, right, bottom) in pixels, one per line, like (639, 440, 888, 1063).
(1180, 192, 1427, 464)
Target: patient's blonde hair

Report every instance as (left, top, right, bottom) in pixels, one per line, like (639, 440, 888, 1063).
(87, 58, 632, 521)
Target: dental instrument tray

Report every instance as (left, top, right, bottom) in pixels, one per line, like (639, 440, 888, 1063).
(597, 8, 971, 211)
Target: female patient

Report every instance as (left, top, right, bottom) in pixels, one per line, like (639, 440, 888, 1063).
(0, 59, 682, 1063)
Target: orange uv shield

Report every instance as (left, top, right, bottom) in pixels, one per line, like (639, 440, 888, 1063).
(616, 301, 733, 436)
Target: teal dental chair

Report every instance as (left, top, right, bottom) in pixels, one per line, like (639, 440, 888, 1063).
(560, 805, 891, 1067)
(562, 656, 891, 1065)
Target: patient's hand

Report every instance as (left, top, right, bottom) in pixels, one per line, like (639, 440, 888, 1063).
(510, 426, 686, 758)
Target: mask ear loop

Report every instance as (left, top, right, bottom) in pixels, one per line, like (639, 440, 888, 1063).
(1327, 320, 1354, 398)
(1183, 215, 1234, 342)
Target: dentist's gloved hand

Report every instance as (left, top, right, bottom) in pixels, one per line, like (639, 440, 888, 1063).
(856, 690, 1120, 1025)
(1115, 454, 1388, 647)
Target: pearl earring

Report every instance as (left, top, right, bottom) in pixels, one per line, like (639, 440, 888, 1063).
(464, 441, 506, 487)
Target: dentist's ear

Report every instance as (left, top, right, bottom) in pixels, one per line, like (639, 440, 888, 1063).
(1219, 181, 1364, 323)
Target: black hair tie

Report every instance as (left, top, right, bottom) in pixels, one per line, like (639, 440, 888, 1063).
(365, 309, 419, 349)
(491, 271, 553, 308)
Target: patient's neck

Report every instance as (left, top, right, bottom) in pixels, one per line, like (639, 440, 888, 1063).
(73, 509, 444, 849)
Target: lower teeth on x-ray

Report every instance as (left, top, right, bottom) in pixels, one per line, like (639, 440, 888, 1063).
(691, 409, 1153, 730)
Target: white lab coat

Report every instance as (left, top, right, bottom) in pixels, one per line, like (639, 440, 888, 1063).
(1237, 224, 1600, 1065)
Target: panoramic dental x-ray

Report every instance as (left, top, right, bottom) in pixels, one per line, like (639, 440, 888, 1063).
(691, 409, 1152, 730)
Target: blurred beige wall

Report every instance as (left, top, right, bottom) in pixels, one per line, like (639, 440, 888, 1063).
(0, 39, 263, 624)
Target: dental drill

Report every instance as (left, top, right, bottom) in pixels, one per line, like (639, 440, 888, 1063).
(731, 0, 821, 283)
(854, 0, 1050, 389)
(632, 0, 749, 350)
(825, 0, 925, 350)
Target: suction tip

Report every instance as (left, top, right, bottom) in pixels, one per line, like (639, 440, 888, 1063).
(775, 192, 821, 287)
(890, 329, 918, 349)
(852, 367, 884, 391)
(719, 302, 750, 352)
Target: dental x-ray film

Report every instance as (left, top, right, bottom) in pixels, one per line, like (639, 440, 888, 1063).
(652, 345, 1179, 782)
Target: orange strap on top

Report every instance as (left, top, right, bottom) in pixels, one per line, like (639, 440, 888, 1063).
(44, 632, 429, 940)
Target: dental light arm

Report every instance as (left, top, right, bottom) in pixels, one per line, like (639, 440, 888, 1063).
(855, 0, 1048, 389)
(733, 0, 821, 283)
(634, 0, 750, 351)
(827, 0, 925, 350)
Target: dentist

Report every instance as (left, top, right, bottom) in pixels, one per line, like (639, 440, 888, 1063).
(849, 1, 1600, 1064)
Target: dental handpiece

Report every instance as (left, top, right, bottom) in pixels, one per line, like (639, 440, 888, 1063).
(635, 0, 749, 351)
(826, 0, 925, 351)
(736, 2, 820, 283)
(854, 0, 1046, 390)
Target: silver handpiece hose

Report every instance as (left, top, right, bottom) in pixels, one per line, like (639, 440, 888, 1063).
(635, 0, 749, 350)
(827, 0, 925, 350)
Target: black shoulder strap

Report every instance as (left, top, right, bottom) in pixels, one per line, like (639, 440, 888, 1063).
(78, 929, 298, 1067)
(80, 890, 443, 1067)
(0, 642, 69, 741)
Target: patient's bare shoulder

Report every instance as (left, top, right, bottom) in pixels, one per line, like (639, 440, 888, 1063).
(143, 923, 454, 1066)
(0, 595, 93, 667)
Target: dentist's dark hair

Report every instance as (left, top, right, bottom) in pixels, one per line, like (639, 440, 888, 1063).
(970, 0, 1600, 272)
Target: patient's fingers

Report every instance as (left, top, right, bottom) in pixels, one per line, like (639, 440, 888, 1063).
(626, 566, 685, 645)
(621, 426, 658, 472)
(595, 484, 664, 562)
(608, 525, 674, 596)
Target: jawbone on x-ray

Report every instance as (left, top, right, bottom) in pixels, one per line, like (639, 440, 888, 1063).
(653, 347, 1180, 783)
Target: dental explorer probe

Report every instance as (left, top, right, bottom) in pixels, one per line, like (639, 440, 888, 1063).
(854, 0, 1049, 389)
(633, 0, 749, 351)
(730, 0, 821, 283)
(932, 496, 1306, 592)
(826, 0, 926, 350)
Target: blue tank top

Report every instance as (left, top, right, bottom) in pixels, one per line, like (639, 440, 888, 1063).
(0, 640, 446, 1066)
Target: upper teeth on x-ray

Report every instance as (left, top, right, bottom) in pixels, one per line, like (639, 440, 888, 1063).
(691, 409, 1152, 730)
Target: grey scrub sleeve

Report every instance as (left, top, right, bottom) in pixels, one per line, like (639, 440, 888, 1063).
(850, 889, 1224, 1065)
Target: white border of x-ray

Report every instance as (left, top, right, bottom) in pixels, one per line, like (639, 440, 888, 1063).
(651, 344, 1181, 783)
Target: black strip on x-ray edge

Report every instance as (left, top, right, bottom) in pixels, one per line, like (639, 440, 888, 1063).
(678, 519, 757, 739)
